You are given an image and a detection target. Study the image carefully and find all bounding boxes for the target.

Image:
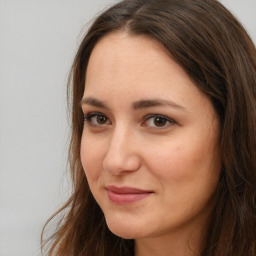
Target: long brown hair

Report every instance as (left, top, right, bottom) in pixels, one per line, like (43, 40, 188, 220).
(41, 0, 256, 255)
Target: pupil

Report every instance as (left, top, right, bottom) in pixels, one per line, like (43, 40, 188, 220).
(97, 115, 106, 124)
(154, 117, 166, 127)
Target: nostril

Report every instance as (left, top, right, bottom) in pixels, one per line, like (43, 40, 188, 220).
(103, 150, 141, 175)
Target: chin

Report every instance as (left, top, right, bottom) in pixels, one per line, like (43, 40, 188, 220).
(105, 217, 145, 239)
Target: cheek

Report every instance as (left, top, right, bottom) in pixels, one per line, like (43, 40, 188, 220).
(143, 134, 220, 185)
(145, 137, 221, 218)
(80, 134, 104, 181)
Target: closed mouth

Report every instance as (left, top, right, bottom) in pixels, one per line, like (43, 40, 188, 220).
(106, 185, 153, 204)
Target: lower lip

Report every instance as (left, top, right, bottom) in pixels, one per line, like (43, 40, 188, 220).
(107, 190, 152, 205)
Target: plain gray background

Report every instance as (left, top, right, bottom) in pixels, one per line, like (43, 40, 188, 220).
(0, 1, 255, 256)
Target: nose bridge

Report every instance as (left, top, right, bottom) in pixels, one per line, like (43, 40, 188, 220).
(103, 123, 140, 175)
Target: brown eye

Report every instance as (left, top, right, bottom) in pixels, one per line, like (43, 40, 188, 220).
(84, 112, 111, 126)
(97, 115, 108, 124)
(154, 117, 167, 127)
(143, 114, 175, 129)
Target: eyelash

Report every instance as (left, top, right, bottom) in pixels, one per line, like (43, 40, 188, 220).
(83, 112, 176, 128)
(143, 114, 176, 128)
(83, 112, 111, 126)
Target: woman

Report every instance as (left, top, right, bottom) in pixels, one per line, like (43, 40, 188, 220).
(42, 0, 256, 255)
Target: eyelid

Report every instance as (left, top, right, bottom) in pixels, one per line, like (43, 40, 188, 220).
(142, 114, 176, 128)
(83, 111, 176, 129)
(83, 112, 111, 126)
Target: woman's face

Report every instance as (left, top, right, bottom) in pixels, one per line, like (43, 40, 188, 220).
(80, 32, 221, 242)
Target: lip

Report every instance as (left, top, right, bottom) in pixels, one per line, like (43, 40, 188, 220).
(106, 185, 153, 205)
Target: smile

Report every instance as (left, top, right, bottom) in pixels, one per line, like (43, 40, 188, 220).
(106, 186, 153, 205)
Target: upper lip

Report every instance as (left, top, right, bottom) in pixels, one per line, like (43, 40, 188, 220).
(106, 185, 152, 194)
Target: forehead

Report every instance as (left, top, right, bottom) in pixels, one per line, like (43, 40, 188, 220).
(85, 31, 193, 95)
(86, 32, 169, 81)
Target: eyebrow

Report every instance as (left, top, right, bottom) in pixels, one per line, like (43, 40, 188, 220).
(80, 97, 109, 109)
(132, 99, 186, 111)
(80, 97, 186, 111)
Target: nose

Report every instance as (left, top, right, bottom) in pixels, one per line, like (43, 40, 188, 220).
(103, 127, 141, 175)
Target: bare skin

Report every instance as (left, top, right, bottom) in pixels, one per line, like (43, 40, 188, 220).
(80, 31, 221, 256)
